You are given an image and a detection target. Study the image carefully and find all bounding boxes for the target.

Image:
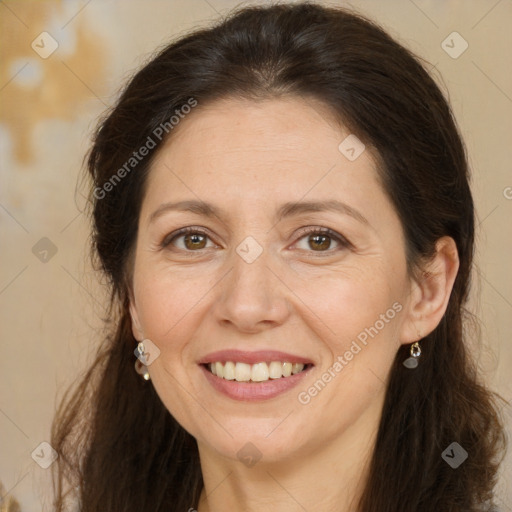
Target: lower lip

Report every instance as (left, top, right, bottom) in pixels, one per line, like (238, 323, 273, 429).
(200, 364, 312, 401)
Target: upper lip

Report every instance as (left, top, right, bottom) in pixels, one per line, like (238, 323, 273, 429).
(198, 349, 314, 365)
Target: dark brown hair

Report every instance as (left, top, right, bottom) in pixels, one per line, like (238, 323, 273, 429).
(51, 3, 507, 511)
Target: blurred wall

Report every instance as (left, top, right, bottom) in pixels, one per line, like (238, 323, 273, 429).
(0, 1, 511, 510)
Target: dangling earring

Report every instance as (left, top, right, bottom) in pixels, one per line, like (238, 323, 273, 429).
(403, 333, 422, 369)
(134, 341, 151, 380)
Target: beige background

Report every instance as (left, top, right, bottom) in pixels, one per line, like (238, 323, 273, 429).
(0, 0, 511, 510)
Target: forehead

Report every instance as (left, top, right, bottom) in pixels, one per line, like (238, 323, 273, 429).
(155, 96, 355, 170)
(142, 96, 392, 227)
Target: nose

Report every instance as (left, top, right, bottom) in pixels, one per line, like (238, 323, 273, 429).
(213, 240, 292, 333)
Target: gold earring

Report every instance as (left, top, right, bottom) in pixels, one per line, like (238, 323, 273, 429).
(134, 341, 151, 380)
(403, 335, 422, 369)
(410, 341, 421, 358)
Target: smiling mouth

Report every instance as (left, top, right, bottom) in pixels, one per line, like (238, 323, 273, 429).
(204, 361, 312, 382)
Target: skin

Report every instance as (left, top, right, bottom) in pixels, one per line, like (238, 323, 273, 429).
(129, 96, 459, 511)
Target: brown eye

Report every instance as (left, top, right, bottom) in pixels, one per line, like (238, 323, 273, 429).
(182, 232, 207, 250)
(308, 233, 332, 251)
(161, 226, 350, 255)
(162, 227, 214, 251)
(294, 227, 350, 253)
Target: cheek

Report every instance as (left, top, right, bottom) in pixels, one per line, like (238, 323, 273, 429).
(301, 264, 405, 347)
(296, 271, 403, 424)
(133, 253, 406, 355)
(133, 267, 214, 343)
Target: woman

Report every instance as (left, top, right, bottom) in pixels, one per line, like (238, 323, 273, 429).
(51, 3, 507, 511)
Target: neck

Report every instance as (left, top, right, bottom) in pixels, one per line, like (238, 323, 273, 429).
(196, 393, 383, 512)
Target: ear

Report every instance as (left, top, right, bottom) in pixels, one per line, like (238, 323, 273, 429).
(399, 236, 459, 344)
(128, 293, 144, 342)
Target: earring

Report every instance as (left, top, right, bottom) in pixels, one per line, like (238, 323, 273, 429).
(134, 341, 151, 380)
(403, 333, 422, 369)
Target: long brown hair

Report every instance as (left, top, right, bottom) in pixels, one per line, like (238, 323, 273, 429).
(51, 3, 507, 511)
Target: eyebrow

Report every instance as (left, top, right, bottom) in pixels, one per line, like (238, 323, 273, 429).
(148, 199, 369, 226)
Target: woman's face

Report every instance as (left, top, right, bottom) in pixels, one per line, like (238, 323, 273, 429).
(129, 96, 416, 465)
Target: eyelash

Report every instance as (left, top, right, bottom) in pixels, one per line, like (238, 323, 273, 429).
(161, 226, 351, 255)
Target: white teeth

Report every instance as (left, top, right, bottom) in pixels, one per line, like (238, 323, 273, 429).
(223, 361, 236, 380)
(269, 361, 282, 379)
(292, 363, 304, 374)
(207, 361, 308, 382)
(235, 362, 251, 381)
(251, 362, 269, 382)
